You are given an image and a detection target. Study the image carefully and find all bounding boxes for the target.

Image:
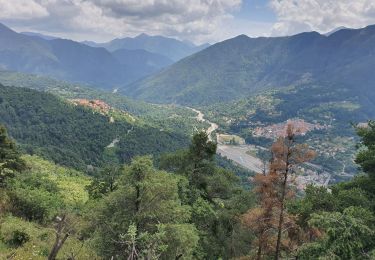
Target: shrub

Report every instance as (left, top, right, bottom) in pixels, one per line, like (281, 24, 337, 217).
(8, 230, 30, 247)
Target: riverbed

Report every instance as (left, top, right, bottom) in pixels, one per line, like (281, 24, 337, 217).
(189, 107, 262, 173)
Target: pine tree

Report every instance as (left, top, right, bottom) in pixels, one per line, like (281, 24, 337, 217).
(356, 121, 375, 179)
(241, 124, 315, 259)
(0, 125, 25, 185)
(241, 170, 280, 259)
(90, 156, 198, 259)
(271, 124, 315, 259)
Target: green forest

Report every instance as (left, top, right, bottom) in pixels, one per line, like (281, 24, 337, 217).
(0, 84, 189, 170)
(0, 71, 208, 137)
(1, 8, 375, 260)
(1, 117, 375, 259)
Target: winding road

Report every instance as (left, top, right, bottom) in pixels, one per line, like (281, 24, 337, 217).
(189, 107, 218, 141)
(189, 107, 263, 173)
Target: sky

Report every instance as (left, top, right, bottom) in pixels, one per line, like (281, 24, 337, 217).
(1, 0, 375, 44)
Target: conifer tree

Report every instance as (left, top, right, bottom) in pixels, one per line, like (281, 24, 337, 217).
(241, 170, 280, 259)
(356, 121, 375, 179)
(90, 156, 198, 259)
(271, 124, 315, 259)
(0, 125, 25, 185)
(241, 124, 315, 259)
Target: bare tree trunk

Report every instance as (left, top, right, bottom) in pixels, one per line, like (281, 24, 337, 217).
(48, 215, 70, 260)
(275, 171, 288, 260)
(127, 241, 138, 260)
(275, 141, 291, 260)
(257, 242, 262, 260)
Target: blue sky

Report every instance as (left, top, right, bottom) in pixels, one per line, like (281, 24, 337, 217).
(0, 0, 374, 44)
(237, 0, 276, 22)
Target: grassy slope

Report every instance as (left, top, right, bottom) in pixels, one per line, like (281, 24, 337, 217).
(0, 155, 97, 259)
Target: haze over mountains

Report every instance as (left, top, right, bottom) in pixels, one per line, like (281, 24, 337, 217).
(83, 33, 209, 61)
(1, 21, 375, 113)
(0, 23, 204, 90)
(20, 31, 58, 40)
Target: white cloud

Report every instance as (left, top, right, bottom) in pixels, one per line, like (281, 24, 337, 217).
(0, 0, 243, 43)
(0, 0, 49, 19)
(2, 0, 375, 43)
(80, 0, 243, 43)
(270, 0, 375, 36)
(89, 0, 241, 18)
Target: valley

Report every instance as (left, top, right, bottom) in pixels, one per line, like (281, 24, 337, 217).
(0, 15, 375, 259)
(217, 145, 263, 173)
(191, 107, 332, 189)
(189, 106, 262, 172)
(189, 107, 218, 139)
(0, 23, 368, 186)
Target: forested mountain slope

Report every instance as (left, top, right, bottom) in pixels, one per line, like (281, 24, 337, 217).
(0, 70, 207, 137)
(111, 48, 173, 73)
(125, 25, 375, 105)
(0, 84, 188, 169)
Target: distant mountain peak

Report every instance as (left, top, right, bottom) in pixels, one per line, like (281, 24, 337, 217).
(232, 34, 251, 41)
(324, 26, 348, 36)
(0, 26, 175, 89)
(0, 23, 15, 33)
(21, 31, 58, 40)
(136, 33, 150, 38)
(87, 33, 209, 61)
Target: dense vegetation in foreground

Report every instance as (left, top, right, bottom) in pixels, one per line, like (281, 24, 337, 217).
(0, 120, 374, 259)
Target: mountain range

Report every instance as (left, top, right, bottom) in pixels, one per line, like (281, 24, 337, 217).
(20, 31, 58, 40)
(2, 22, 375, 111)
(124, 25, 375, 105)
(0, 23, 199, 90)
(83, 33, 209, 61)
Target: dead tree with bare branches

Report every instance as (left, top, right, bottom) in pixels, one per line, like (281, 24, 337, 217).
(48, 214, 71, 260)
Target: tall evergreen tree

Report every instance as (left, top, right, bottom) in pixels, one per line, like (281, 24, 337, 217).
(356, 121, 375, 179)
(0, 125, 25, 185)
(160, 131, 255, 258)
(89, 156, 198, 259)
